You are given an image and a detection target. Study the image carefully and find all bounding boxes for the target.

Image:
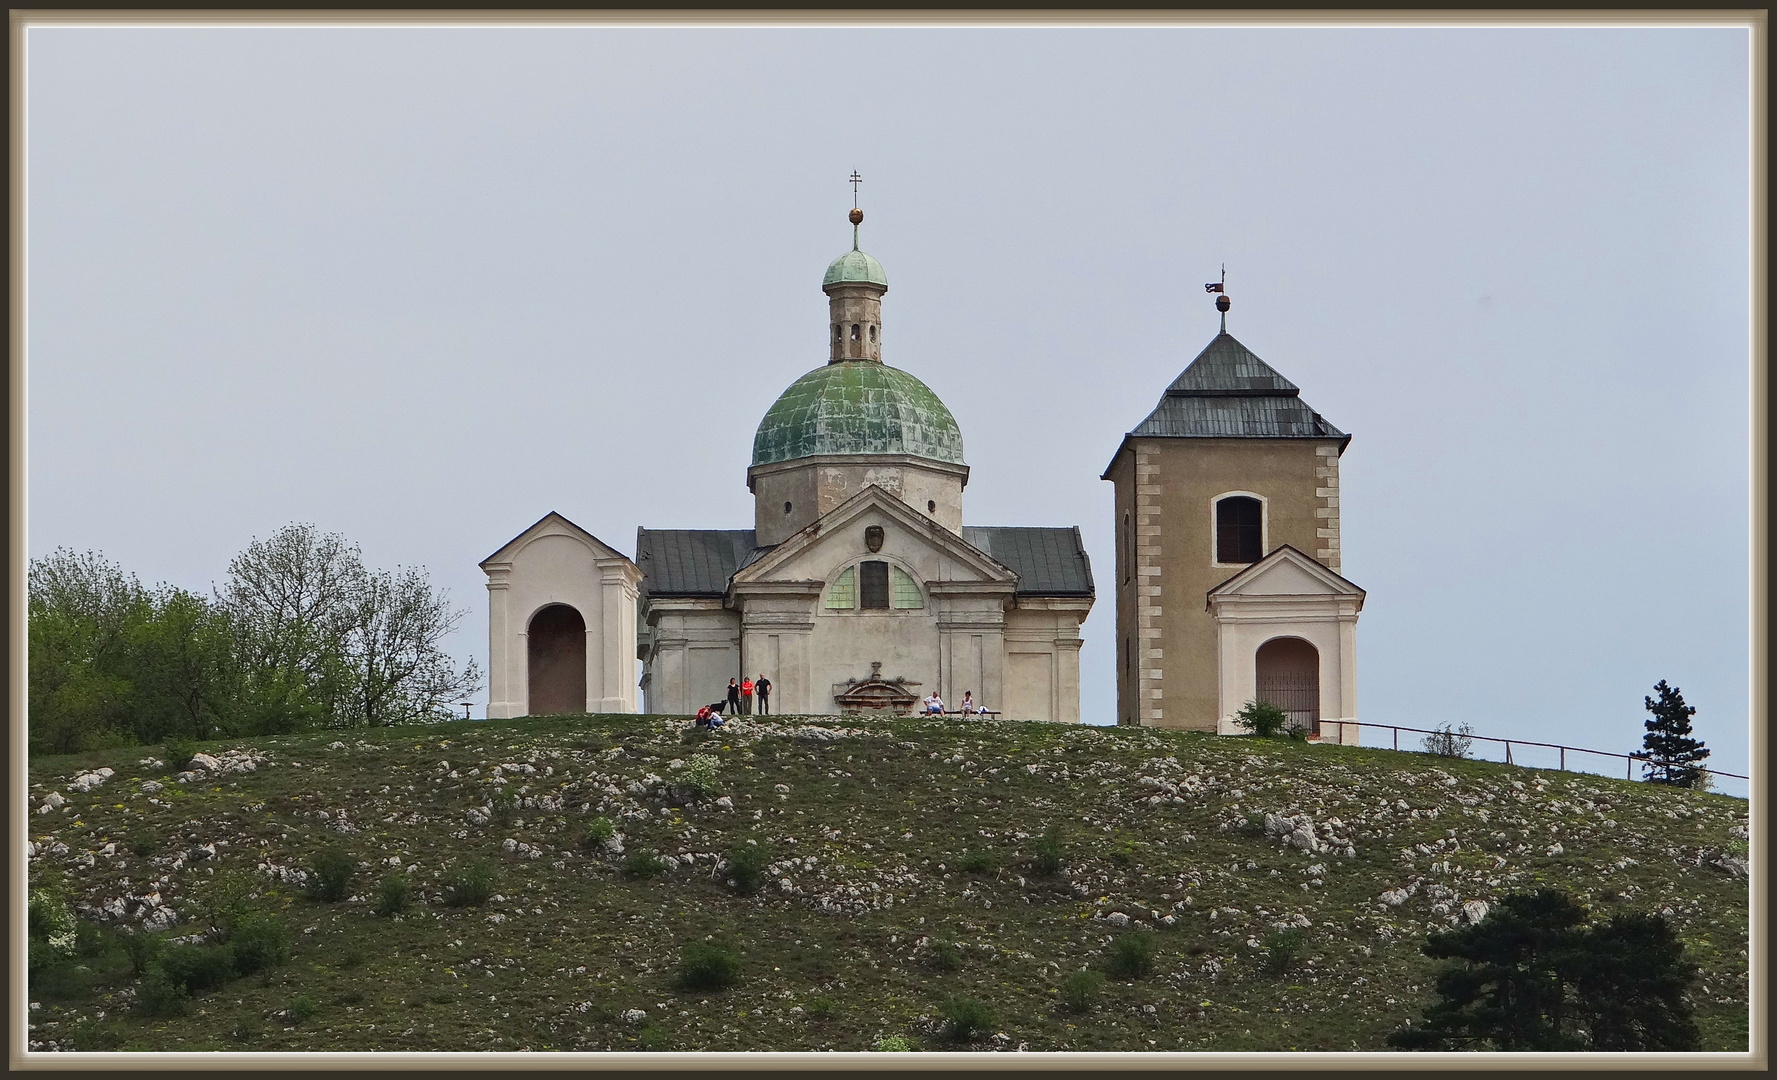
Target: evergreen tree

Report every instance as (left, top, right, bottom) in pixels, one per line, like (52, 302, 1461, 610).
(1389, 888, 1703, 1052)
(1641, 680, 1710, 788)
(1387, 889, 1590, 1051)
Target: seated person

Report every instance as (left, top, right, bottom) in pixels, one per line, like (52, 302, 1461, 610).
(923, 692, 945, 715)
(960, 691, 981, 716)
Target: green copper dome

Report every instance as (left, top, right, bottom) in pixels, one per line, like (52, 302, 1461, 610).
(752, 361, 964, 467)
(823, 247, 888, 288)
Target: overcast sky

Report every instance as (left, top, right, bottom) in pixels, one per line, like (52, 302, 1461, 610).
(24, 24, 1752, 790)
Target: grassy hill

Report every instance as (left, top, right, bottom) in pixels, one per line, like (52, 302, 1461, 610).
(25, 713, 1750, 1053)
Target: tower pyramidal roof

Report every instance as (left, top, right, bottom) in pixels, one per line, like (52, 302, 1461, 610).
(1121, 330, 1349, 447)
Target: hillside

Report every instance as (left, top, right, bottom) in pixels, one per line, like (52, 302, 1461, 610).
(26, 713, 1751, 1053)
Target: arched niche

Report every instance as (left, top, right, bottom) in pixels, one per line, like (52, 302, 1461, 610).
(528, 603, 587, 715)
(1255, 635, 1319, 735)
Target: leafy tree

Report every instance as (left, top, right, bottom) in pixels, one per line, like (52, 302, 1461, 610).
(340, 565, 480, 727)
(1389, 889, 1702, 1051)
(27, 549, 151, 753)
(126, 586, 239, 742)
(1640, 680, 1710, 788)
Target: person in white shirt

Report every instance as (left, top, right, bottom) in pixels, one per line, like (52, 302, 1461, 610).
(924, 692, 945, 715)
(961, 690, 981, 716)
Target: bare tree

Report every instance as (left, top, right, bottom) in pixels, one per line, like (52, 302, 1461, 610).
(341, 565, 481, 726)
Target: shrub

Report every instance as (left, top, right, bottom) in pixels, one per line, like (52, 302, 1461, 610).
(1232, 699, 1291, 739)
(285, 993, 320, 1025)
(725, 840, 770, 896)
(1106, 931, 1157, 980)
(581, 817, 616, 849)
(677, 941, 741, 991)
(227, 912, 291, 976)
(1030, 825, 1065, 877)
(373, 874, 412, 917)
(337, 947, 368, 970)
(956, 850, 997, 874)
(1059, 968, 1105, 1012)
(637, 1023, 670, 1051)
(153, 942, 236, 996)
(162, 736, 197, 771)
(928, 938, 963, 972)
(804, 995, 836, 1020)
(622, 848, 666, 880)
(441, 859, 496, 907)
(121, 929, 162, 975)
(936, 996, 994, 1043)
(875, 1035, 913, 1051)
(128, 830, 159, 857)
(1108, 835, 1144, 867)
(491, 797, 521, 828)
(1262, 927, 1306, 978)
(308, 846, 355, 902)
(1421, 722, 1475, 759)
(133, 970, 192, 1017)
(680, 754, 722, 798)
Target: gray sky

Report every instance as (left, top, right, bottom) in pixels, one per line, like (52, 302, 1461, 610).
(25, 25, 1752, 789)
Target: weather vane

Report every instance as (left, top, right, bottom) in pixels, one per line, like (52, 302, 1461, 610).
(1204, 264, 1230, 331)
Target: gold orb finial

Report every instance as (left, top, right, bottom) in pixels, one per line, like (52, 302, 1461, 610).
(849, 207, 864, 225)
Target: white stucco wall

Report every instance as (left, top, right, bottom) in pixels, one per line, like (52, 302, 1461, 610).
(483, 518, 641, 719)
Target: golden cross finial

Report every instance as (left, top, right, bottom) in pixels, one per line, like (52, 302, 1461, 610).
(850, 170, 863, 207)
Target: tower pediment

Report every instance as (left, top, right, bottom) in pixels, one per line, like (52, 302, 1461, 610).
(1207, 545, 1365, 606)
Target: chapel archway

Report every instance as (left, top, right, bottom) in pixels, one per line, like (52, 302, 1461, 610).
(528, 604, 587, 716)
(1255, 636, 1319, 735)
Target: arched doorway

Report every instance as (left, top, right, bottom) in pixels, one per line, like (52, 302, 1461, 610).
(1256, 636, 1319, 735)
(528, 604, 586, 716)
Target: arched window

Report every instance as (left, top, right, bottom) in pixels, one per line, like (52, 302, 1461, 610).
(850, 323, 861, 341)
(833, 324, 841, 343)
(825, 566, 856, 609)
(1216, 496, 1263, 564)
(927, 499, 936, 513)
(825, 561, 923, 611)
(890, 567, 923, 608)
(784, 501, 793, 514)
(869, 324, 878, 342)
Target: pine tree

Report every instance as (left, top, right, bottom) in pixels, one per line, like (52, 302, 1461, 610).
(1640, 680, 1710, 788)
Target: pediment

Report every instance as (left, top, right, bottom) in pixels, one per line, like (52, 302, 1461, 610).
(1208, 545, 1364, 600)
(481, 511, 632, 569)
(731, 485, 1017, 588)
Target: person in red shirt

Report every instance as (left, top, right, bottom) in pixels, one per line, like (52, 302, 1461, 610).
(740, 677, 754, 715)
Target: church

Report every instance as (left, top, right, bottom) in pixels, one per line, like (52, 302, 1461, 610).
(479, 207, 1095, 721)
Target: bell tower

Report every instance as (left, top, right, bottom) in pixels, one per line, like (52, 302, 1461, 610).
(825, 207, 887, 363)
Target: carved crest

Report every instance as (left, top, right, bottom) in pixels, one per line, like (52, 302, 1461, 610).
(832, 660, 919, 715)
(864, 524, 885, 553)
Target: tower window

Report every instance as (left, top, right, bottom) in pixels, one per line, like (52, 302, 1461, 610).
(851, 323, 861, 341)
(784, 501, 792, 514)
(927, 499, 936, 513)
(859, 560, 890, 609)
(833, 324, 841, 343)
(1216, 496, 1263, 564)
(869, 324, 877, 342)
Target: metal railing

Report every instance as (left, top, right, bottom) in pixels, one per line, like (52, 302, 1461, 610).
(1342, 721, 1747, 784)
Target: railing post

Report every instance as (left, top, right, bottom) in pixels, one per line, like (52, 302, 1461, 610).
(1627, 756, 1633, 780)
(1393, 727, 1398, 751)
(1505, 741, 1512, 765)
(1559, 746, 1565, 771)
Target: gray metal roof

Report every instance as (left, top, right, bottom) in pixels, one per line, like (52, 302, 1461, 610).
(636, 525, 1094, 599)
(1130, 331, 1345, 441)
(963, 526, 1095, 597)
(635, 529, 758, 597)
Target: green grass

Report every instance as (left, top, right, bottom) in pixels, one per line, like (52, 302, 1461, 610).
(22, 712, 1751, 1053)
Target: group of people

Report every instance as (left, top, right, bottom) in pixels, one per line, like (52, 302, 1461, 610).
(695, 675, 988, 726)
(693, 674, 773, 729)
(921, 690, 987, 716)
